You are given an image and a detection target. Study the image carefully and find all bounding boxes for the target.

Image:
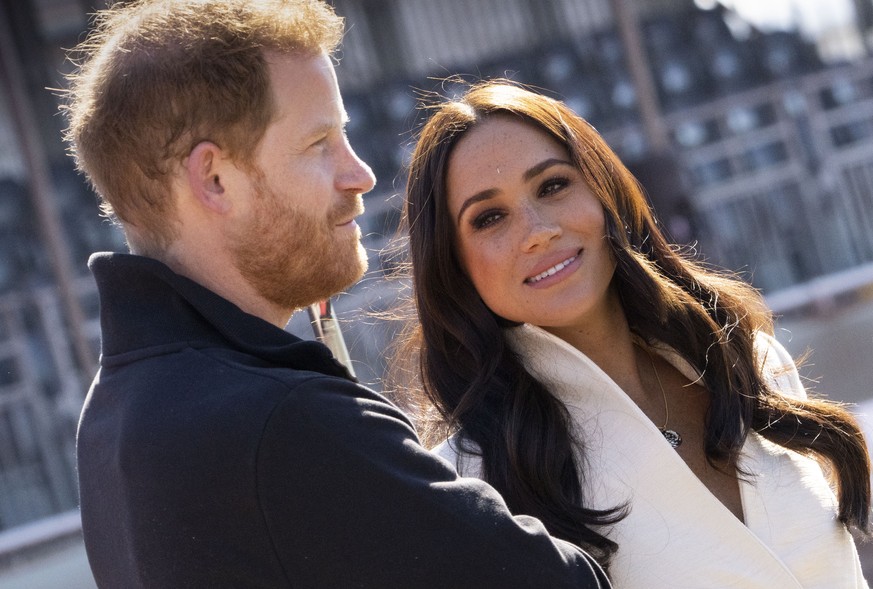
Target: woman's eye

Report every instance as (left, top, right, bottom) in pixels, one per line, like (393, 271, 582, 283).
(540, 177, 569, 196)
(472, 210, 503, 230)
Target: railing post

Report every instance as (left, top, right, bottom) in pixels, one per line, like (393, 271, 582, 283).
(609, 0, 671, 154)
(0, 4, 96, 384)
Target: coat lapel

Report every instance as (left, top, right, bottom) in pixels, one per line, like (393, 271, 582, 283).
(507, 324, 805, 589)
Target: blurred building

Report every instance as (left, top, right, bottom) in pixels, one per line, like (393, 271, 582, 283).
(1, 0, 873, 548)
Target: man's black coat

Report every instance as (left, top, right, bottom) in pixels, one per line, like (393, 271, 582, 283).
(77, 253, 609, 588)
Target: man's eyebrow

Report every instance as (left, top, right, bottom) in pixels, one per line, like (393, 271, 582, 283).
(456, 158, 573, 224)
(301, 114, 349, 142)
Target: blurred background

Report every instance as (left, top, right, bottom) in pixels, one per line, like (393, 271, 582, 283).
(1, 0, 873, 585)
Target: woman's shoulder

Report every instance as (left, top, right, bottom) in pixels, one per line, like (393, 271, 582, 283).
(754, 331, 807, 400)
(433, 434, 485, 479)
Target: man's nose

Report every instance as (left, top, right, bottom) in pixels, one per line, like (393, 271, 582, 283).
(338, 142, 376, 195)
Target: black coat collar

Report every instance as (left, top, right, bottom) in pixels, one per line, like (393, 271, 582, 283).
(89, 252, 354, 380)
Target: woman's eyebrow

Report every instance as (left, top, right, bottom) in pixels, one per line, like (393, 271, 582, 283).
(456, 188, 498, 225)
(523, 157, 572, 182)
(455, 158, 573, 224)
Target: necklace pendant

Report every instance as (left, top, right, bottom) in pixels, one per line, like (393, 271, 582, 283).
(660, 428, 682, 449)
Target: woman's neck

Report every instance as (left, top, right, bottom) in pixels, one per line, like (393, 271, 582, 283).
(542, 288, 642, 395)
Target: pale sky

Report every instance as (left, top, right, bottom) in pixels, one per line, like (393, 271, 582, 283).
(697, 0, 857, 38)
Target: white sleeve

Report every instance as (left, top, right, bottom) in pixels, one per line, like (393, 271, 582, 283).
(433, 434, 486, 480)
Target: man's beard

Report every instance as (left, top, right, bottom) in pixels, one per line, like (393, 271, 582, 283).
(228, 178, 367, 313)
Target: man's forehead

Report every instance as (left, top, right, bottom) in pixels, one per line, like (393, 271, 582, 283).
(265, 52, 344, 128)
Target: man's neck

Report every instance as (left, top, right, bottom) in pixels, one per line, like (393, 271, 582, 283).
(155, 244, 292, 329)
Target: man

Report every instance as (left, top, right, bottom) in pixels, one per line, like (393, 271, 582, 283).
(64, 1, 610, 587)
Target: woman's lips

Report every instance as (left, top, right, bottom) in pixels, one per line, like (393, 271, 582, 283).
(524, 249, 583, 285)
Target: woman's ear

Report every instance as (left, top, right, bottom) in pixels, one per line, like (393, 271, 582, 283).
(186, 141, 232, 214)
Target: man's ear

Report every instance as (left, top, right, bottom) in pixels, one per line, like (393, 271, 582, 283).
(186, 141, 233, 214)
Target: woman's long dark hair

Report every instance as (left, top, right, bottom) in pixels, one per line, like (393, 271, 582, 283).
(396, 81, 870, 566)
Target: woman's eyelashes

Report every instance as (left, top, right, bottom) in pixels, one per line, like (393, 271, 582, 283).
(539, 175, 570, 197)
(471, 209, 503, 230)
(469, 176, 572, 230)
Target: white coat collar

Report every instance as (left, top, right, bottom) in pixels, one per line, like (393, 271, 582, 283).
(496, 323, 863, 589)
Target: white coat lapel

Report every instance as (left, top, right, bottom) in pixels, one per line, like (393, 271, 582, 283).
(507, 324, 805, 589)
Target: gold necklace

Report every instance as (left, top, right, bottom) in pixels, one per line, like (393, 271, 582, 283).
(643, 346, 683, 449)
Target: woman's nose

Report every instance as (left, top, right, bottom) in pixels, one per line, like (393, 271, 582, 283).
(520, 205, 561, 251)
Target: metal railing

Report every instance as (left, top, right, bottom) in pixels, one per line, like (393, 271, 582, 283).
(0, 286, 91, 536)
(659, 57, 873, 295)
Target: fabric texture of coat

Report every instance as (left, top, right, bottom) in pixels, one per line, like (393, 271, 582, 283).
(436, 323, 868, 589)
(77, 253, 610, 589)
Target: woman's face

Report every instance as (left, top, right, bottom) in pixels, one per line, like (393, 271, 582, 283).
(445, 115, 617, 329)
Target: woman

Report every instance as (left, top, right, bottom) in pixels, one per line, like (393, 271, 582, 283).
(397, 81, 870, 588)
